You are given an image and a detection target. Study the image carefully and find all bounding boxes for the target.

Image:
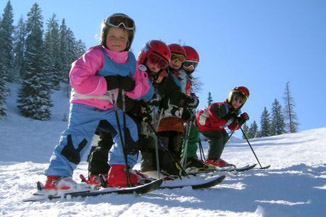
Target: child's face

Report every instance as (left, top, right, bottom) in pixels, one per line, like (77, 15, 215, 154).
(146, 60, 161, 73)
(169, 53, 185, 70)
(231, 94, 246, 109)
(106, 27, 129, 52)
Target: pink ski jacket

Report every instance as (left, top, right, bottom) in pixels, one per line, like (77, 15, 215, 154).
(69, 45, 150, 110)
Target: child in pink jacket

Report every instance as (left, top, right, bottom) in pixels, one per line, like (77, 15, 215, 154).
(43, 13, 150, 190)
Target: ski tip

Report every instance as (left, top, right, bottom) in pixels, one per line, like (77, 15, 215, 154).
(261, 165, 271, 169)
(192, 174, 226, 190)
(36, 181, 44, 191)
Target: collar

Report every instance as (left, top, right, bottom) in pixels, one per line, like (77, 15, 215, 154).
(103, 46, 129, 64)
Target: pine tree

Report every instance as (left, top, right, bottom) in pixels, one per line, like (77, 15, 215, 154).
(0, 16, 8, 118)
(58, 19, 71, 83)
(207, 92, 213, 105)
(242, 123, 250, 138)
(17, 3, 52, 120)
(248, 121, 258, 138)
(44, 14, 61, 89)
(66, 28, 77, 73)
(270, 99, 285, 135)
(260, 107, 271, 137)
(75, 39, 86, 59)
(283, 82, 299, 133)
(0, 54, 7, 118)
(13, 17, 26, 81)
(0, 1, 14, 82)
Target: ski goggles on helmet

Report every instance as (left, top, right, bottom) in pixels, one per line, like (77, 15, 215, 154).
(171, 53, 186, 63)
(105, 14, 135, 31)
(183, 61, 198, 70)
(148, 53, 169, 69)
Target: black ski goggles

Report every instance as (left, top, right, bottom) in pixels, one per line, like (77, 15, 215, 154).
(105, 14, 135, 31)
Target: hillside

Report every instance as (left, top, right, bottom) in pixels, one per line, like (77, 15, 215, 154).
(0, 83, 325, 217)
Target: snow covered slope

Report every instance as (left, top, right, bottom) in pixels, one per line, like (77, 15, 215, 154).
(0, 83, 325, 217)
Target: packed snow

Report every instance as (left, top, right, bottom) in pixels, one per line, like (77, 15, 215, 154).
(0, 84, 325, 217)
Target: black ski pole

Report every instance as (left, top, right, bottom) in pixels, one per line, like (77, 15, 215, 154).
(198, 139, 206, 162)
(121, 90, 134, 186)
(112, 91, 132, 186)
(180, 115, 194, 168)
(240, 127, 270, 169)
(226, 130, 235, 144)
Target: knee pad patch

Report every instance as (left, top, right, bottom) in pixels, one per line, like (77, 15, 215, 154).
(61, 134, 87, 164)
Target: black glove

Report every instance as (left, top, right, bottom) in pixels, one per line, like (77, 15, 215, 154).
(138, 100, 152, 122)
(119, 76, 135, 91)
(105, 76, 120, 90)
(238, 112, 249, 125)
(181, 107, 191, 121)
(129, 100, 152, 122)
(185, 94, 199, 108)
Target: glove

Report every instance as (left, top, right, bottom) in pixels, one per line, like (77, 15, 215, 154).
(238, 112, 249, 125)
(141, 111, 152, 123)
(105, 76, 120, 90)
(138, 100, 152, 122)
(185, 94, 199, 109)
(129, 100, 152, 122)
(119, 76, 135, 91)
(181, 107, 191, 121)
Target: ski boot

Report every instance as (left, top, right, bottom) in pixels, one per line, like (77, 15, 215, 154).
(205, 158, 233, 168)
(106, 165, 152, 187)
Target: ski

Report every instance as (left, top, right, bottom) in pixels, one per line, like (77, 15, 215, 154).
(186, 164, 257, 175)
(259, 165, 271, 169)
(160, 174, 225, 190)
(23, 179, 163, 202)
(217, 164, 257, 172)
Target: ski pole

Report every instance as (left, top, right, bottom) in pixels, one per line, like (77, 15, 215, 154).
(153, 109, 163, 179)
(226, 130, 235, 144)
(112, 91, 132, 187)
(141, 110, 161, 179)
(198, 139, 206, 162)
(121, 90, 133, 186)
(180, 114, 194, 168)
(240, 126, 270, 169)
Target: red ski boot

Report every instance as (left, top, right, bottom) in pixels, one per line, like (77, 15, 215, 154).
(43, 176, 76, 191)
(106, 165, 150, 187)
(205, 159, 230, 167)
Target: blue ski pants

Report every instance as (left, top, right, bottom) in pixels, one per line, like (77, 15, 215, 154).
(45, 103, 138, 177)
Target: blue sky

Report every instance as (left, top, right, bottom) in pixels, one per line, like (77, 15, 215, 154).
(1, 0, 326, 132)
